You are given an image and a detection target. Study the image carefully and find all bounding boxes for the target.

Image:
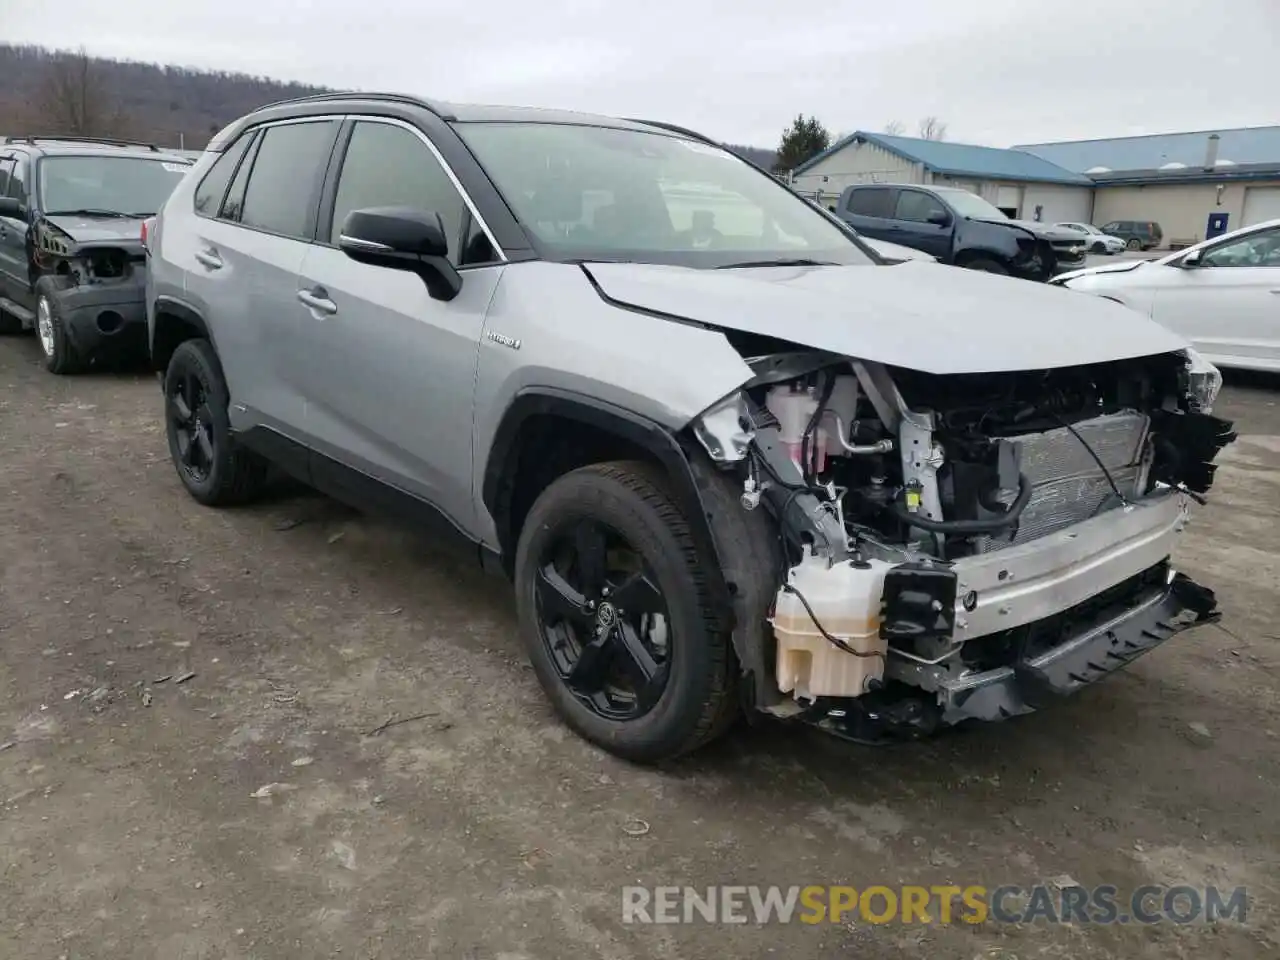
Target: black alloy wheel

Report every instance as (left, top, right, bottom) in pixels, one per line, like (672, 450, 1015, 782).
(162, 338, 268, 506)
(169, 366, 215, 485)
(513, 462, 738, 763)
(534, 518, 672, 721)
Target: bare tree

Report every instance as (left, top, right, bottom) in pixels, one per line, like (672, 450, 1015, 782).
(37, 47, 125, 137)
(917, 116, 948, 141)
(883, 120, 906, 136)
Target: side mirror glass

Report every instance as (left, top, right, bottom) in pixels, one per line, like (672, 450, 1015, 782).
(926, 210, 950, 226)
(0, 196, 27, 220)
(338, 206, 461, 301)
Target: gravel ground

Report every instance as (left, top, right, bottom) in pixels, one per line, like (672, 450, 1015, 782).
(1, 333, 1278, 959)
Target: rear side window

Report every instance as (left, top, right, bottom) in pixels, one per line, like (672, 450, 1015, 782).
(845, 187, 893, 218)
(8, 154, 29, 205)
(238, 119, 339, 239)
(194, 134, 253, 217)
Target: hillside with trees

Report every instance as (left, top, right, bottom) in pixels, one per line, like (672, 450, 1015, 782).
(0, 44, 332, 148)
(0, 43, 778, 166)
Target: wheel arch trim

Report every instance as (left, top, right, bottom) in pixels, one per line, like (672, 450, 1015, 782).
(151, 296, 218, 368)
(481, 387, 732, 606)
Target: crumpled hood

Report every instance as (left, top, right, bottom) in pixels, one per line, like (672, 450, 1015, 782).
(583, 260, 1188, 375)
(974, 218, 1082, 242)
(42, 214, 147, 248)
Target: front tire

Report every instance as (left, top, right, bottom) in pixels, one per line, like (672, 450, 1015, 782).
(962, 257, 1009, 275)
(1090, 241, 1106, 254)
(35, 278, 83, 375)
(163, 338, 267, 506)
(514, 462, 737, 763)
(1126, 238, 1141, 251)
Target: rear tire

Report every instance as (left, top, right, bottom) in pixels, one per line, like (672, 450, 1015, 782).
(962, 257, 1009, 275)
(514, 462, 737, 763)
(34, 278, 83, 375)
(163, 338, 268, 506)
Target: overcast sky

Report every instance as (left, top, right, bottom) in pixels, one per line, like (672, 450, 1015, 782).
(7, 0, 1278, 148)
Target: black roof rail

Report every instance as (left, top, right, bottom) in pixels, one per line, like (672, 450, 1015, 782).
(0, 134, 162, 152)
(623, 118, 720, 146)
(252, 90, 456, 120)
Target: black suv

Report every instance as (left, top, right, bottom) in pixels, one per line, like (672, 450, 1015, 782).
(834, 183, 1089, 281)
(0, 136, 192, 373)
(1098, 220, 1164, 251)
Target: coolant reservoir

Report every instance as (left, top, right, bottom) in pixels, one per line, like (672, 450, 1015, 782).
(771, 553, 891, 701)
(766, 385, 825, 475)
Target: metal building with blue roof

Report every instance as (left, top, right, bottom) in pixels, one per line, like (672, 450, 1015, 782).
(788, 125, 1280, 248)
(789, 130, 1099, 228)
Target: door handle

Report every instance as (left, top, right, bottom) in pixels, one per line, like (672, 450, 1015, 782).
(194, 249, 222, 270)
(297, 287, 338, 316)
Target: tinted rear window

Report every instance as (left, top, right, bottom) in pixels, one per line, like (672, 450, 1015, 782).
(238, 120, 338, 239)
(844, 188, 893, 218)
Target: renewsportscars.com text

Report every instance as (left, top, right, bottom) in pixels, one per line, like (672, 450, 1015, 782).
(621, 884, 1248, 926)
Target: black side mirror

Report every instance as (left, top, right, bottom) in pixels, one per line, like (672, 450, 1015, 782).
(337, 206, 462, 301)
(926, 210, 950, 226)
(0, 196, 27, 220)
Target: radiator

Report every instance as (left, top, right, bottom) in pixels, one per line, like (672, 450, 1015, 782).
(977, 411, 1151, 551)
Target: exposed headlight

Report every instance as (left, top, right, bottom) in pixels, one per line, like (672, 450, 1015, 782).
(692, 391, 753, 462)
(1184, 347, 1222, 413)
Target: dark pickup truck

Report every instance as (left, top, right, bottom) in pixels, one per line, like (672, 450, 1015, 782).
(833, 183, 1089, 281)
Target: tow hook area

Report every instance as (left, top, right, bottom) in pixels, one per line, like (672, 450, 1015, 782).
(879, 562, 958, 643)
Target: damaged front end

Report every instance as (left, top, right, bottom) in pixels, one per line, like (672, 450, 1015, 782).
(690, 343, 1235, 743)
(33, 216, 150, 350)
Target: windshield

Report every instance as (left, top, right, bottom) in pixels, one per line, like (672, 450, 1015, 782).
(455, 122, 874, 267)
(933, 188, 1008, 221)
(39, 155, 191, 216)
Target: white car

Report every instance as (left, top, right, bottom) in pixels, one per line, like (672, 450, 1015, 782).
(1052, 217, 1280, 372)
(1055, 222, 1126, 255)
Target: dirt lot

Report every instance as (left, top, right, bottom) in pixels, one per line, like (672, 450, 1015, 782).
(1, 335, 1278, 960)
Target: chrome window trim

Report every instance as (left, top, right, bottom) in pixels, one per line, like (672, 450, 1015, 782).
(337, 234, 393, 252)
(338, 114, 507, 262)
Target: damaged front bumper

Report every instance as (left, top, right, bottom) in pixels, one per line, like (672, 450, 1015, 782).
(55, 274, 149, 356)
(934, 566, 1217, 724)
(784, 490, 1220, 739)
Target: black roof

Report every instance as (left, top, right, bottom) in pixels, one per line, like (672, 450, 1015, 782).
(249, 91, 707, 137)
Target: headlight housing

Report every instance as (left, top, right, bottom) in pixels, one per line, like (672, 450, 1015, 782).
(1184, 347, 1223, 413)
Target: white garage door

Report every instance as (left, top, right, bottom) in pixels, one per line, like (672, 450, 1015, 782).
(1242, 187, 1280, 226)
(996, 185, 1023, 210)
(1022, 184, 1093, 224)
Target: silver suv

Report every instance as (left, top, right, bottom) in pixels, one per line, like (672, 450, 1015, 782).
(146, 92, 1235, 763)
